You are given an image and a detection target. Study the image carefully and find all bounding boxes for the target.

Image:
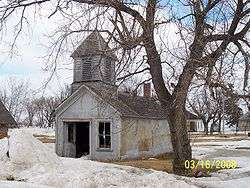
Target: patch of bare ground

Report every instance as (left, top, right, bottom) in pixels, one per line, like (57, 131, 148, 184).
(33, 134, 55, 143)
(110, 157, 225, 178)
(113, 159, 174, 173)
(107, 154, 174, 173)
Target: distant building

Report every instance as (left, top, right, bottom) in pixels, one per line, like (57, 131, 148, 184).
(54, 32, 198, 160)
(0, 100, 17, 138)
(238, 112, 250, 132)
(186, 112, 203, 132)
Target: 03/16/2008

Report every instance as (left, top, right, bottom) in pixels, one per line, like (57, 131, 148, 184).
(184, 160, 237, 170)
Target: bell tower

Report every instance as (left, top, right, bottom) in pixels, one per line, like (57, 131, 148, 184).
(71, 32, 117, 92)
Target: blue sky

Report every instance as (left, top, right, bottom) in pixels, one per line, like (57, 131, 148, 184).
(0, 63, 33, 75)
(0, 7, 73, 95)
(0, 0, 242, 96)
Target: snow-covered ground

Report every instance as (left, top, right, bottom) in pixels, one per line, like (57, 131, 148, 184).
(2, 128, 250, 188)
(13, 127, 55, 137)
(184, 139, 250, 187)
(0, 129, 196, 188)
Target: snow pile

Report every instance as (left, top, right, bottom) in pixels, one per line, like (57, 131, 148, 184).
(0, 162, 13, 180)
(0, 138, 13, 180)
(14, 127, 55, 137)
(0, 180, 54, 188)
(15, 158, 197, 188)
(0, 138, 9, 161)
(8, 130, 59, 167)
(0, 128, 198, 188)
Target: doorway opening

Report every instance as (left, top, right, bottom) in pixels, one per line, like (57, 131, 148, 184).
(70, 122, 90, 158)
(189, 121, 196, 132)
(76, 122, 89, 157)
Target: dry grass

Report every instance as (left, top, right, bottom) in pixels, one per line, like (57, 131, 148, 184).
(109, 155, 232, 177)
(113, 158, 174, 173)
(183, 159, 238, 177)
(108, 154, 175, 173)
(0, 132, 7, 139)
(33, 134, 55, 143)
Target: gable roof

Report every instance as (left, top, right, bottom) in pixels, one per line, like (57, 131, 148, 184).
(55, 81, 199, 120)
(82, 82, 166, 119)
(0, 100, 17, 127)
(71, 31, 117, 60)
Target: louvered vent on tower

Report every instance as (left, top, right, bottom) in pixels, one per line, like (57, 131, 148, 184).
(82, 57, 92, 80)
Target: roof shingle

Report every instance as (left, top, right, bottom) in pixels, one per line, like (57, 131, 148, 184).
(71, 32, 117, 60)
(0, 100, 17, 127)
(83, 82, 197, 120)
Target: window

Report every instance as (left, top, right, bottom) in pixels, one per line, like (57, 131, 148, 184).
(68, 124, 74, 143)
(98, 122, 111, 149)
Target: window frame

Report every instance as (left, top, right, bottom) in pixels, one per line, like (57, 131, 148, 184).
(98, 121, 111, 150)
(68, 123, 74, 143)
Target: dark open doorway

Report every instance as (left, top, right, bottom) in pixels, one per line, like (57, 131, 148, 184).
(189, 121, 196, 132)
(75, 122, 90, 158)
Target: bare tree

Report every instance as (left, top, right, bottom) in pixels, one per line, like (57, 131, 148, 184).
(0, 0, 250, 173)
(32, 85, 70, 128)
(22, 84, 70, 128)
(188, 87, 218, 134)
(0, 78, 30, 124)
(58, 84, 71, 101)
(24, 98, 38, 127)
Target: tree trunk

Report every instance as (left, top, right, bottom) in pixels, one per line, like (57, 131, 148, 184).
(210, 122, 215, 135)
(168, 107, 192, 174)
(204, 122, 209, 135)
(218, 113, 222, 134)
(142, 36, 192, 174)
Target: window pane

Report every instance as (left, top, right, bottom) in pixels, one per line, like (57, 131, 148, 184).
(105, 122, 110, 135)
(105, 136, 111, 148)
(99, 135, 104, 148)
(99, 122, 104, 134)
(98, 122, 111, 149)
(68, 125, 74, 143)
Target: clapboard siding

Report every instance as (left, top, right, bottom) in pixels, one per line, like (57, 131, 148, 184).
(71, 32, 116, 93)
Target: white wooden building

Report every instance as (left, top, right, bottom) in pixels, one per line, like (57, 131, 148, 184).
(54, 32, 196, 160)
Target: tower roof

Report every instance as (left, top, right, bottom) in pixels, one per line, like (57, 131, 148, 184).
(0, 100, 17, 127)
(71, 31, 117, 60)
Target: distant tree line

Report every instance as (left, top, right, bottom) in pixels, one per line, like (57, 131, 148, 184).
(0, 78, 71, 128)
(188, 84, 243, 135)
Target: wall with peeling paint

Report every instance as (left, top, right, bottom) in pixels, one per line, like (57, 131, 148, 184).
(120, 118, 173, 159)
(55, 88, 122, 161)
(55, 87, 173, 161)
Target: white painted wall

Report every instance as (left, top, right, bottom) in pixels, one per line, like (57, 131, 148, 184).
(120, 118, 173, 159)
(196, 120, 204, 132)
(55, 88, 122, 160)
(55, 86, 174, 161)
